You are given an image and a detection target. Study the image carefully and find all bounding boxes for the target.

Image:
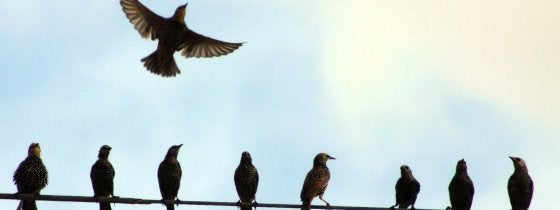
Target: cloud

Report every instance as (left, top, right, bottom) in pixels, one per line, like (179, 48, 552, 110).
(321, 1, 560, 131)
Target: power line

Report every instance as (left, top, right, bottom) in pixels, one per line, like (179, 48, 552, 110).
(0, 193, 443, 210)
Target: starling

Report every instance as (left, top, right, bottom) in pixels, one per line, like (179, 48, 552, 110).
(508, 156, 533, 210)
(120, 0, 243, 77)
(158, 144, 183, 210)
(234, 151, 259, 210)
(300, 153, 335, 210)
(13, 143, 49, 210)
(90, 145, 116, 210)
(447, 159, 474, 210)
(390, 165, 420, 210)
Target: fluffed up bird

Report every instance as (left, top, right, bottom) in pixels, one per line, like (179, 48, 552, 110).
(90, 145, 116, 210)
(158, 144, 183, 210)
(300, 153, 335, 210)
(390, 165, 420, 210)
(13, 143, 49, 210)
(234, 151, 259, 210)
(508, 156, 533, 210)
(447, 159, 474, 210)
(120, 0, 243, 77)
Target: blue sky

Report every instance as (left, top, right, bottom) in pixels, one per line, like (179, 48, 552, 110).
(1, 1, 559, 210)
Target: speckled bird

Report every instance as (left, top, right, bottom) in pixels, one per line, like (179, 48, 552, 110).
(13, 143, 49, 210)
(234, 151, 259, 210)
(158, 144, 183, 210)
(448, 159, 474, 210)
(508, 156, 533, 210)
(300, 153, 335, 210)
(120, 0, 243, 77)
(390, 165, 420, 210)
(90, 145, 116, 210)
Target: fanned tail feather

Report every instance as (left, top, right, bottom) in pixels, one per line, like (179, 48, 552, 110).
(141, 51, 180, 77)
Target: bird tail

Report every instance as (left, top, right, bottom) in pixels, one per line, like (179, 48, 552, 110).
(301, 199, 311, 210)
(21, 200, 37, 210)
(141, 50, 180, 77)
(99, 202, 112, 210)
(165, 203, 174, 210)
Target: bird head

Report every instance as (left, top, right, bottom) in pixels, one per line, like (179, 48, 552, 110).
(313, 153, 335, 166)
(400, 165, 414, 177)
(27, 143, 41, 157)
(165, 144, 183, 159)
(509, 156, 529, 173)
(240, 151, 253, 163)
(456, 159, 468, 174)
(173, 3, 188, 22)
(98, 145, 112, 159)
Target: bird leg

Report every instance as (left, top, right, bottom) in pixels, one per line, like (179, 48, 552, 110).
(445, 206, 452, 210)
(389, 204, 397, 209)
(318, 195, 331, 209)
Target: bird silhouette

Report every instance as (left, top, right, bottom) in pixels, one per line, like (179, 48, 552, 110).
(300, 153, 335, 210)
(508, 156, 533, 210)
(234, 151, 259, 210)
(13, 143, 48, 210)
(120, 0, 243, 77)
(90, 145, 115, 210)
(158, 144, 183, 210)
(447, 159, 474, 210)
(390, 165, 420, 210)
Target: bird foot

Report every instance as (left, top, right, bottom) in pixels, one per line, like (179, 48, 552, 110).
(175, 198, 181, 206)
(161, 199, 174, 206)
(445, 206, 452, 210)
(253, 201, 259, 210)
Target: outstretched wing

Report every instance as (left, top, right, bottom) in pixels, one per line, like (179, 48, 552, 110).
(120, 0, 167, 40)
(179, 29, 243, 58)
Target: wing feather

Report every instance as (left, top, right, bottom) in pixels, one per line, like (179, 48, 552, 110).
(179, 29, 243, 58)
(120, 0, 167, 40)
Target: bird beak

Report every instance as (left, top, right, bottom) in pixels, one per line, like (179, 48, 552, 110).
(178, 144, 183, 148)
(328, 155, 336, 160)
(184, 3, 188, 7)
(509, 156, 514, 160)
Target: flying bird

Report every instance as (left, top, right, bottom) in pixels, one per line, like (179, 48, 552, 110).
(300, 153, 335, 210)
(234, 151, 259, 210)
(390, 165, 420, 210)
(447, 159, 474, 210)
(90, 145, 116, 210)
(158, 144, 183, 210)
(508, 156, 533, 210)
(13, 143, 49, 210)
(120, 0, 243, 77)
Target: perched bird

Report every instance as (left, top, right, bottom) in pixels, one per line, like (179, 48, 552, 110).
(300, 153, 335, 210)
(508, 156, 533, 210)
(234, 151, 259, 210)
(13, 143, 49, 210)
(390, 165, 420, 210)
(120, 0, 243, 77)
(158, 144, 183, 210)
(447, 159, 474, 210)
(90, 145, 116, 210)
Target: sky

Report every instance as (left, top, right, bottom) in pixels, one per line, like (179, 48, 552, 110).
(1, 0, 559, 210)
